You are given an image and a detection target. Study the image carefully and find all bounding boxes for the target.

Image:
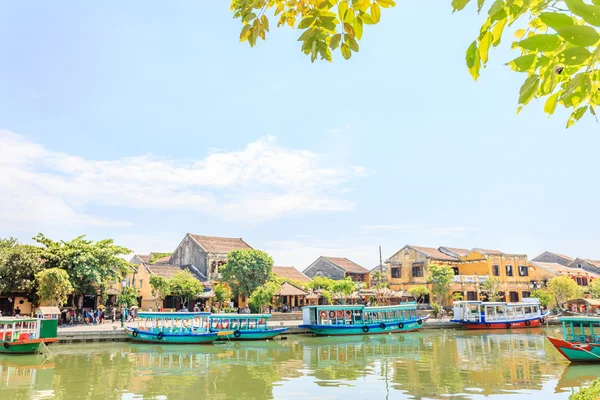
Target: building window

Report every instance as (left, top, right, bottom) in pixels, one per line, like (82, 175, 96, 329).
(391, 268, 401, 279)
(139, 279, 143, 288)
(452, 267, 459, 275)
(509, 291, 519, 302)
(522, 291, 530, 299)
(498, 291, 506, 302)
(467, 291, 477, 301)
(577, 264, 583, 269)
(518, 265, 529, 277)
(575, 277, 589, 286)
(492, 265, 500, 276)
(412, 263, 424, 278)
(505, 265, 513, 277)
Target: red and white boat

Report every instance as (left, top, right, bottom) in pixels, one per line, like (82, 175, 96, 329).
(451, 298, 549, 329)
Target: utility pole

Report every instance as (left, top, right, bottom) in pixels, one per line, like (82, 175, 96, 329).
(379, 246, 383, 272)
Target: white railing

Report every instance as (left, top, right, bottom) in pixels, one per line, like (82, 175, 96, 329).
(452, 275, 490, 283)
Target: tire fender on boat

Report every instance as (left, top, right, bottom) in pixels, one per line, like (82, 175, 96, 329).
(485, 323, 491, 328)
(379, 323, 386, 330)
(132, 330, 139, 338)
(362, 326, 369, 333)
(398, 323, 404, 329)
(3, 342, 8, 349)
(329, 311, 336, 319)
(506, 323, 511, 329)
(540, 317, 545, 324)
(157, 332, 164, 340)
(525, 320, 531, 327)
(233, 330, 242, 338)
(417, 319, 423, 325)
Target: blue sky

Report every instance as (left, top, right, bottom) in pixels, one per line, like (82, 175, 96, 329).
(1, 1, 599, 270)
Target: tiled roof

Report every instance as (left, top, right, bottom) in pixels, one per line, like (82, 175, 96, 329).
(555, 253, 574, 261)
(439, 247, 470, 257)
(323, 257, 369, 274)
(531, 261, 600, 278)
(585, 260, 600, 268)
(189, 234, 253, 254)
(276, 282, 308, 296)
(411, 246, 458, 261)
(272, 266, 312, 282)
(146, 264, 183, 279)
(138, 255, 150, 262)
(153, 255, 171, 264)
(473, 248, 505, 256)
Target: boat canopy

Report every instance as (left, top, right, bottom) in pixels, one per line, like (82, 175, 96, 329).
(301, 305, 365, 310)
(209, 314, 272, 319)
(559, 317, 600, 343)
(137, 312, 210, 319)
(0, 318, 40, 342)
(452, 300, 543, 324)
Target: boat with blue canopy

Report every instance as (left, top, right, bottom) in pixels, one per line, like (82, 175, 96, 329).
(547, 316, 600, 363)
(209, 314, 288, 340)
(125, 312, 230, 344)
(298, 303, 427, 336)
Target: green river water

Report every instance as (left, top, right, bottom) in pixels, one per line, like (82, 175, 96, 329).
(1, 327, 599, 399)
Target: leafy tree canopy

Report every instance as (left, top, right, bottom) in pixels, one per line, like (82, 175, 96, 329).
(169, 270, 204, 307)
(307, 275, 335, 291)
(118, 286, 140, 308)
(221, 249, 274, 297)
(531, 288, 554, 308)
(248, 281, 279, 313)
(34, 234, 131, 297)
(149, 275, 171, 309)
(36, 268, 74, 307)
(480, 276, 503, 301)
(589, 278, 600, 299)
(547, 275, 584, 308)
(232, 0, 600, 126)
(408, 285, 430, 303)
(0, 237, 45, 298)
(427, 264, 455, 306)
(331, 277, 356, 303)
(214, 283, 233, 308)
(148, 253, 171, 264)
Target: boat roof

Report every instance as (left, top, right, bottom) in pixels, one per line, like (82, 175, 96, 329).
(559, 316, 600, 323)
(137, 312, 210, 318)
(366, 304, 417, 312)
(209, 314, 272, 319)
(302, 303, 417, 311)
(455, 301, 540, 306)
(0, 317, 38, 323)
(302, 305, 365, 310)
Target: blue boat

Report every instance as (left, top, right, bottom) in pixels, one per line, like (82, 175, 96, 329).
(209, 314, 288, 340)
(298, 303, 427, 336)
(125, 312, 229, 344)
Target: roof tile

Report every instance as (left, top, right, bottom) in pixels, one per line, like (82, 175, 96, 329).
(189, 234, 253, 254)
(272, 266, 312, 282)
(323, 257, 369, 274)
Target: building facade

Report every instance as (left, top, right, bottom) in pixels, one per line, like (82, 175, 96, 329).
(303, 256, 369, 285)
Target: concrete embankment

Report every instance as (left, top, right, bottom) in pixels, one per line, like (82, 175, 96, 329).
(56, 317, 560, 343)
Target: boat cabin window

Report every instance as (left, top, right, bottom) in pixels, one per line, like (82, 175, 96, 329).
(524, 306, 532, 315)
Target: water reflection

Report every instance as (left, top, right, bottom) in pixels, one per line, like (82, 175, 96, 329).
(0, 329, 599, 399)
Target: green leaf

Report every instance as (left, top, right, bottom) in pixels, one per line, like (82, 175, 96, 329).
(297, 27, 316, 42)
(371, 2, 381, 23)
(298, 16, 316, 29)
(556, 25, 600, 47)
(564, 0, 600, 27)
(466, 40, 481, 80)
(338, 1, 349, 21)
(347, 35, 360, 51)
(518, 34, 561, 52)
(243, 12, 257, 23)
(353, 17, 364, 39)
(478, 0, 486, 12)
(239, 24, 252, 42)
(491, 19, 507, 46)
(507, 54, 537, 72)
(539, 12, 574, 31)
(330, 33, 342, 50)
(566, 106, 588, 128)
(557, 47, 592, 65)
(360, 13, 375, 24)
(261, 15, 269, 32)
(488, 0, 504, 17)
(320, 16, 337, 31)
(341, 42, 351, 59)
(452, 0, 472, 12)
(479, 31, 493, 64)
(544, 92, 559, 115)
(376, 0, 396, 8)
(518, 74, 540, 105)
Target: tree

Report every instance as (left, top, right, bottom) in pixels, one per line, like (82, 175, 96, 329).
(214, 283, 232, 310)
(35, 268, 74, 307)
(331, 277, 356, 304)
(371, 270, 388, 305)
(453, 292, 464, 302)
(547, 276, 585, 309)
(149, 275, 171, 309)
(532, 288, 554, 308)
(480, 277, 503, 302)
(34, 234, 131, 308)
(221, 249, 274, 298)
(590, 278, 600, 299)
(427, 264, 455, 306)
(169, 270, 203, 308)
(248, 282, 279, 313)
(118, 286, 140, 309)
(408, 285, 430, 304)
(232, 0, 600, 127)
(0, 238, 45, 299)
(308, 276, 335, 291)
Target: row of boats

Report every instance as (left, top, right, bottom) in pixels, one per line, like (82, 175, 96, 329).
(1, 298, 599, 363)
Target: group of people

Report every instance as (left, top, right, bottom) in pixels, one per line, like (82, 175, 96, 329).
(236, 305, 251, 314)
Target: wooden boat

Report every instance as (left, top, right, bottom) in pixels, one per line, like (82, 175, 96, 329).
(209, 314, 288, 340)
(547, 316, 600, 363)
(451, 298, 549, 329)
(298, 303, 427, 336)
(0, 318, 46, 354)
(125, 312, 230, 344)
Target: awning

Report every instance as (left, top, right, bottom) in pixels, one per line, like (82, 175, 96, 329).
(276, 282, 308, 297)
(566, 298, 600, 306)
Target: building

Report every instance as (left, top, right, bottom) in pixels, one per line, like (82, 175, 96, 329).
(169, 234, 253, 281)
(531, 251, 574, 266)
(567, 258, 600, 275)
(272, 266, 312, 284)
(303, 256, 369, 285)
(129, 252, 172, 265)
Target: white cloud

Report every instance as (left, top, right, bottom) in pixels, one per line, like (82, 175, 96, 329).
(0, 130, 366, 227)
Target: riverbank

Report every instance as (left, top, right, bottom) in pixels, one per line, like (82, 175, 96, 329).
(55, 317, 561, 343)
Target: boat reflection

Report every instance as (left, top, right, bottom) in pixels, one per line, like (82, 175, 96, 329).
(0, 355, 55, 399)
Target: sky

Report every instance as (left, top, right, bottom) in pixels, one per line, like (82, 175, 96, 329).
(1, 1, 599, 271)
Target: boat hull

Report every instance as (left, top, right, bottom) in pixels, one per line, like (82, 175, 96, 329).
(0, 340, 42, 354)
(125, 328, 218, 344)
(461, 318, 544, 330)
(299, 319, 426, 336)
(212, 328, 288, 341)
(548, 336, 600, 363)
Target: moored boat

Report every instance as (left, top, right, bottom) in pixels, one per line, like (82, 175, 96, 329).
(451, 298, 548, 329)
(299, 303, 427, 336)
(547, 316, 600, 363)
(209, 314, 288, 340)
(125, 312, 228, 344)
(0, 318, 45, 354)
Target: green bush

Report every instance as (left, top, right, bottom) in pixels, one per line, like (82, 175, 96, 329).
(571, 378, 600, 400)
(431, 303, 441, 319)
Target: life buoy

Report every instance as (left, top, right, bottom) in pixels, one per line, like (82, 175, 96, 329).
(233, 330, 241, 338)
(362, 326, 369, 333)
(540, 317, 545, 324)
(398, 323, 404, 329)
(329, 311, 336, 319)
(157, 332, 164, 340)
(320, 311, 327, 319)
(346, 310, 352, 317)
(379, 323, 386, 330)
(337, 310, 344, 319)
(485, 323, 491, 328)
(506, 323, 511, 329)
(525, 320, 531, 326)
(132, 330, 139, 338)
(417, 319, 423, 325)
(3, 342, 8, 349)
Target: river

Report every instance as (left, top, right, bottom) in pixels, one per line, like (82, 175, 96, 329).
(1, 327, 598, 399)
